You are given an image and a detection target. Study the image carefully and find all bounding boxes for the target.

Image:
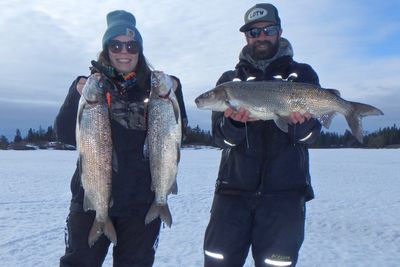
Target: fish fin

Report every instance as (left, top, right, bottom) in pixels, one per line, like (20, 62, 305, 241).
(171, 180, 178, 195)
(103, 217, 117, 246)
(112, 149, 118, 172)
(225, 100, 237, 111)
(78, 154, 83, 177)
(83, 195, 95, 212)
(145, 203, 172, 227)
(88, 219, 103, 247)
(171, 98, 180, 124)
(88, 217, 117, 247)
(345, 101, 384, 143)
(326, 88, 341, 97)
(143, 135, 149, 159)
(318, 112, 336, 129)
(274, 116, 289, 132)
(177, 143, 181, 164)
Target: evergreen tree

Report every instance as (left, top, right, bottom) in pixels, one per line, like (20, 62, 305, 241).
(14, 129, 22, 143)
(4, 123, 400, 149)
(26, 128, 35, 142)
(183, 125, 213, 146)
(45, 126, 55, 141)
(0, 135, 9, 149)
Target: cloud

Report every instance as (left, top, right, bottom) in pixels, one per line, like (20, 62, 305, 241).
(0, 0, 399, 138)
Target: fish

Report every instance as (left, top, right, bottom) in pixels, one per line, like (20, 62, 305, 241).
(195, 80, 384, 143)
(145, 71, 181, 227)
(76, 73, 117, 247)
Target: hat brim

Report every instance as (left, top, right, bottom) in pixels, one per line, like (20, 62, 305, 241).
(239, 19, 278, 32)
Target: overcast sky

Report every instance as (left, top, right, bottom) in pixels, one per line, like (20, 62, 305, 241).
(0, 0, 399, 139)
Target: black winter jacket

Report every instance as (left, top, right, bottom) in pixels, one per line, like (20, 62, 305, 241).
(212, 55, 321, 201)
(54, 73, 188, 216)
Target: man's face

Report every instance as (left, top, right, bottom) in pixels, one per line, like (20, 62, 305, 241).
(245, 21, 282, 60)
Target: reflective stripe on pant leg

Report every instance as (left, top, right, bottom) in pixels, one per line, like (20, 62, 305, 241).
(264, 258, 292, 266)
(204, 250, 224, 260)
(203, 194, 252, 267)
(252, 195, 305, 267)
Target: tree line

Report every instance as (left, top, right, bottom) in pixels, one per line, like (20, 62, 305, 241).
(182, 124, 400, 148)
(1, 124, 399, 150)
(310, 124, 400, 148)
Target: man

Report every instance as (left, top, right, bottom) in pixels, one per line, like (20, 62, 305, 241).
(203, 3, 321, 267)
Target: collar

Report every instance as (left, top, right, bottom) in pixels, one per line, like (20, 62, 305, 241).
(238, 37, 294, 72)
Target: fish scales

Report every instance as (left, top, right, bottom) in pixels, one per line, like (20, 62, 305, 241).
(226, 81, 348, 118)
(145, 71, 181, 227)
(79, 104, 111, 220)
(195, 80, 383, 143)
(76, 74, 116, 247)
(148, 98, 180, 199)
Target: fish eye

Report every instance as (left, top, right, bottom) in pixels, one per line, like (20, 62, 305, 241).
(202, 91, 211, 98)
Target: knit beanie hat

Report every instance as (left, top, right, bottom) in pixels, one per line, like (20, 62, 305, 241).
(102, 10, 143, 50)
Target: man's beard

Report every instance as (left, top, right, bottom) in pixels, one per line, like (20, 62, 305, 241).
(247, 39, 280, 60)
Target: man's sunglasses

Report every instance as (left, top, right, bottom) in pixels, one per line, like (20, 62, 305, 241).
(246, 25, 280, 38)
(107, 40, 140, 54)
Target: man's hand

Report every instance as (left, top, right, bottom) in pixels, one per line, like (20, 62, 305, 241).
(76, 77, 87, 95)
(288, 111, 312, 124)
(224, 107, 257, 123)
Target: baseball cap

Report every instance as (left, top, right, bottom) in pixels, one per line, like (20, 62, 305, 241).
(239, 3, 281, 32)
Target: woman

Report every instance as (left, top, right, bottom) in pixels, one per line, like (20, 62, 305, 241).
(55, 10, 188, 267)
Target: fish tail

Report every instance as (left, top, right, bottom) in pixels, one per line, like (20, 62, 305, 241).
(345, 101, 384, 143)
(88, 219, 103, 247)
(145, 202, 172, 227)
(103, 217, 117, 246)
(88, 217, 117, 247)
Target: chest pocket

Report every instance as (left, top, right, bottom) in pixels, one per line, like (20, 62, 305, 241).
(110, 99, 147, 130)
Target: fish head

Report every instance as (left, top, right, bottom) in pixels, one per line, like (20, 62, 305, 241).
(151, 71, 174, 98)
(195, 85, 230, 112)
(81, 74, 106, 104)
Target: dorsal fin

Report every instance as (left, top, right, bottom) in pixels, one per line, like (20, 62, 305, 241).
(326, 88, 341, 97)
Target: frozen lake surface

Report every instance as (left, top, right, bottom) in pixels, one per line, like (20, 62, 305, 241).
(0, 148, 399, 266)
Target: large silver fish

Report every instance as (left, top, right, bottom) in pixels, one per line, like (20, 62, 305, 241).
(145, 71, 181, 227)
(76, 73, 116, 247)
(195, 80, 384, 143)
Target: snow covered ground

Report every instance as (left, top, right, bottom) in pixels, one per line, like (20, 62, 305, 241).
(0, 148, 399, 266)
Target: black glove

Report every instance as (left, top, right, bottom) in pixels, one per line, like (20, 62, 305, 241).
(90, 60, 116, 79)
(288, 118, 322, 144)
(89, 61, 117, 93)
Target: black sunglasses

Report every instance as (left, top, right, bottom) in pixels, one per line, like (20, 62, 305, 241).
(246, 25, 280, 38)
(107, 40, 140, 54)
